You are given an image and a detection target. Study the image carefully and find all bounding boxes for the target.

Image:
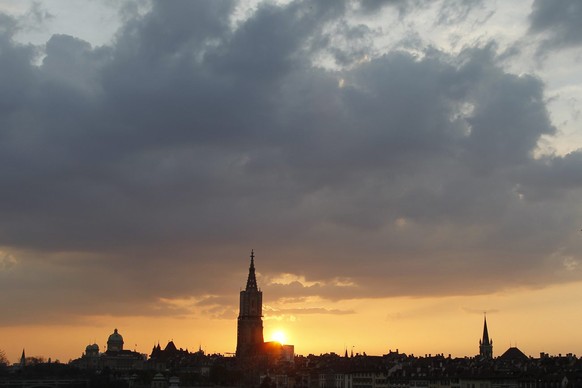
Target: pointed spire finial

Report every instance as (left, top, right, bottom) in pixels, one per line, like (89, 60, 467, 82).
(482, 313, 490, 344)
(245, 250, 258, 290)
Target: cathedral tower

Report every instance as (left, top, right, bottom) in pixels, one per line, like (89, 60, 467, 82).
(236, 250, 264, 358)
(479, 315, 493, 359)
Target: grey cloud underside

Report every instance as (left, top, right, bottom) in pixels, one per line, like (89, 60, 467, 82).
(0, 0, 582, 324)
(355, 0, 484, 23)
(529, 0, 582, 51)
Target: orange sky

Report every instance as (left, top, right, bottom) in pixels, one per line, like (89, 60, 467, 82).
(4, 280, 582, 364)
(1, 0, 582, 368)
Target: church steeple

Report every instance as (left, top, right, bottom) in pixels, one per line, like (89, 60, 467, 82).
(246, 250, 258, 290)
(482, 315, 490, 344)
(236, 250, 264, 358)
(479, 314, 493, 359)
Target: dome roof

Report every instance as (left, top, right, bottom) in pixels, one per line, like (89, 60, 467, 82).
(85, 343, 99, 351)
(108, 328, 124, 344)
(109, 329, 123, 341)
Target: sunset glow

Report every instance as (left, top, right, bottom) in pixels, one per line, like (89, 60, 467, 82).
(0, 0, 582, 368)
(271, 330, 287, 345)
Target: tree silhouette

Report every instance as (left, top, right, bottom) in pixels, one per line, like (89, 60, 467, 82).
(0, 349, 8, 366)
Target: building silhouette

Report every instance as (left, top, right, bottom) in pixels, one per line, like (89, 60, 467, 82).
(20, 257, 582, 387)
(107, 328, 124, 352)
(71, 328, 145, 371)
(479, 315, 493, 359)
(236, 250, 264, 358)
(19, 349, 25, 369)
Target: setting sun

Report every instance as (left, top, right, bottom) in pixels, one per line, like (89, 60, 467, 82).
(271, 330, 287, 344)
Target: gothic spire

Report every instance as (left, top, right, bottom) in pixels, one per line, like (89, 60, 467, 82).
(482, 314, 490, 344)
(245, 250, 258, 290)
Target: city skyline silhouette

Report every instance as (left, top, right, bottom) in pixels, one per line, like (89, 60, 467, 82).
(1, 0, 582, 368)
(1, 251, 578, 365)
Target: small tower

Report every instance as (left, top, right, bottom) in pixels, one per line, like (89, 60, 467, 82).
(19, 349, 26, 368)
(479, 314, 493, 359)
(236, 250, 264, 358)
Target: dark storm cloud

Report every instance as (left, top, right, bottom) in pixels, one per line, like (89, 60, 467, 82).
(1, 0, 582, 325)
(529, 0, 582, 51)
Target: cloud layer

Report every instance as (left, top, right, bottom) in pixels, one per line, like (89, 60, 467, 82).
(1, 0, 582, 325)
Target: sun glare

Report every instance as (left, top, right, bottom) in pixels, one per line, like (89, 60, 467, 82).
(271, 330, 287, 344)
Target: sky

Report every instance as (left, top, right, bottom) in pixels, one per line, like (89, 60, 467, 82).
(0, 0, 582, 363)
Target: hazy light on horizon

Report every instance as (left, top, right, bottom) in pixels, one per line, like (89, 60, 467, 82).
(0, 0, 581, 364)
